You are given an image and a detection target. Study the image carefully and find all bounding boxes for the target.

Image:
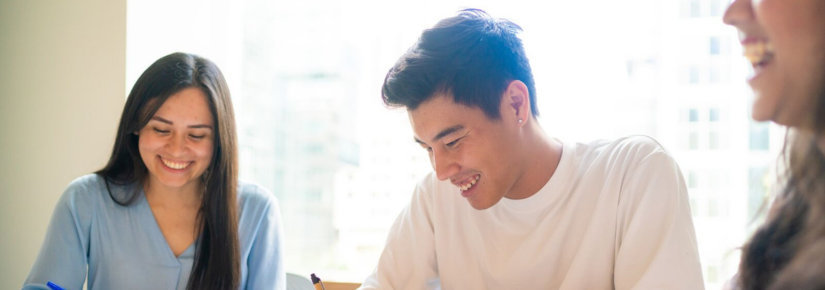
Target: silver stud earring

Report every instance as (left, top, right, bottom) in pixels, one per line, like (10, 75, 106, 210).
(518, 119, 523, 124)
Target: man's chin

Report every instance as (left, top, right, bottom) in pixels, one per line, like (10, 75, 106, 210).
(466, 195, 499, 210)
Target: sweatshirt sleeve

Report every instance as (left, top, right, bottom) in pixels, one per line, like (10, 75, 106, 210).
(613, 149, 705, 290)
(22, 177, 94, 290)
(359, 181, 440, 290)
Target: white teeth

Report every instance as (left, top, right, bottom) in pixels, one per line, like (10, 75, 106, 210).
(161, 157, 190, 170)
(743, 41, 775, 65)
(459, 175, 480, 191)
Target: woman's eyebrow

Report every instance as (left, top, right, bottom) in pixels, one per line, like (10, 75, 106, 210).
(150, 116, 213, 129)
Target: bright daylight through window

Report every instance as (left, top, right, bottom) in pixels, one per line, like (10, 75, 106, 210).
(127, 0, 783, 288)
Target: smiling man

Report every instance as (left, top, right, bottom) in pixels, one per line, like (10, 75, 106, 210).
(359, 9, 704, 290)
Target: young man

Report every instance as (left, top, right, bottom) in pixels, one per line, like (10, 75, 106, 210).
(360, 9, 704, 290)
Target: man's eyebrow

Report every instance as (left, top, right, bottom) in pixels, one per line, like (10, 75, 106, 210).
(413, 125, 464, 144)
(150, 116, 213, 129)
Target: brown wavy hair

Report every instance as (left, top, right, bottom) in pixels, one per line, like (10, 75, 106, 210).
(96, 52, 240, 290)
(737, 87, 825, 289)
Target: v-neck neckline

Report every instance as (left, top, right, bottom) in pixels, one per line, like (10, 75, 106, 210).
(138, 191, 198, 264)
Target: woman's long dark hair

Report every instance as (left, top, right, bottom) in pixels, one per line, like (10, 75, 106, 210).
(96, 52, 240, 290)
(738, 84, 825, 289)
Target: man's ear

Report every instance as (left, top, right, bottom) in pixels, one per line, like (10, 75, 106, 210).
(502, 80, 531, 126)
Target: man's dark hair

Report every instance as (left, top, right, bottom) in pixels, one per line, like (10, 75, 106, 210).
(381, 9, 538, 119)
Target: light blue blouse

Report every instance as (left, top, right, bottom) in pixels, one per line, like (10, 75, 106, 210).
(22, 174, 285, 290)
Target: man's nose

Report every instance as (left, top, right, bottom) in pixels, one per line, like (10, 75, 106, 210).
(432, 151, 459, 181)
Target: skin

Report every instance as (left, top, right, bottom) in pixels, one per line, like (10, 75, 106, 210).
(724, 0, 825, 128)
(409, 80, 563, 210)
(136, 87, 215, 256)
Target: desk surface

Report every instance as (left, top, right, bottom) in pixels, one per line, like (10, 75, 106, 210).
(325, 281, 361, 290)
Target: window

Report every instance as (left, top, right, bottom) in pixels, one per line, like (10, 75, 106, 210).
(127, 0, 782, 287)
(691, 0, 702, 17)
(709, 63, 724, 83)
(689, 171, 699, 188)
(710, 37, 721, 55)
(709, 108, 720, 122)
(707, 264, 719, 283)
(708, 197, 719, 217)
(689, 109, 700, 122)
(749, 121, 770, 150)
(690, 65, 701, 84)
(709, 131, 720, 149)
(749, 167, 769, 219)
(681, 0, 694, 18)
(709, 171, 729, 188)
(710, 0, 726, 17)
(689, 131, 700, 150)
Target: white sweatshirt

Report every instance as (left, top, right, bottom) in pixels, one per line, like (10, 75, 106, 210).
(360, 136, 704, 290)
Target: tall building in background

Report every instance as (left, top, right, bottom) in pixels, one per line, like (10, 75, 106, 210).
(234, 0, 431, 280)
(236, 0, 366, 278)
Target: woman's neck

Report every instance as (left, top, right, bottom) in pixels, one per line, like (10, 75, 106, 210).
(144, 178, 202, 209)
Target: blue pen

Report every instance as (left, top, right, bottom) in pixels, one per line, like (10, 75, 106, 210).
(47, 281, 66, 290)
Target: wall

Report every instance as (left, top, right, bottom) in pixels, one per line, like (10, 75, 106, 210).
(0, 0, 126, 288)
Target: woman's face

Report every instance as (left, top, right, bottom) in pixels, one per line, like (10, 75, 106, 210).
(138, 87, 215, 193)
(724, 0, 825, 127)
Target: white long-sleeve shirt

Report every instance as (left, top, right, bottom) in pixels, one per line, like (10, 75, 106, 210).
(360, 136, 704, 290)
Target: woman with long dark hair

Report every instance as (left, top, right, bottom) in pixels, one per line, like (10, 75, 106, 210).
(724, 1, 825, 289)
(22, 52, 284, 290)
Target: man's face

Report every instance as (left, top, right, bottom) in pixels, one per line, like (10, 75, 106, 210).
(409, 93, 522, 210)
